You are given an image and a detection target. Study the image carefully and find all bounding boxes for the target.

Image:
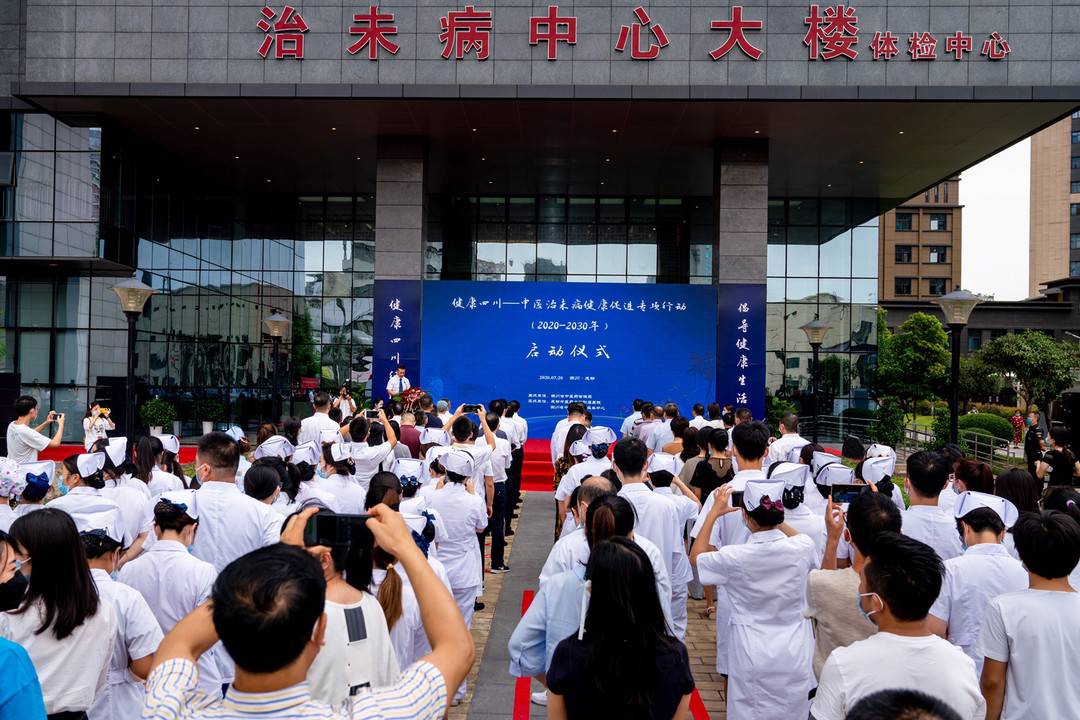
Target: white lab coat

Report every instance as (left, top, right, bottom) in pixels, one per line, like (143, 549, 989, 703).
(451, 442, 495, 506)
(147, 469, 185, 498)
(429, 482, 488, 591)
(117, 539, 226, 697)
(697, 530, 817, 720)
(350, 441, 396, 490)
(0, 503, 14, 532)
(309, 473, 367, 514)
(190, 481, 283, 572)
(767, 433, 810, 465)
(87, 569, 163, 720)
(48, 487, 136, 547)
(783, 504, 829, 567)
(298, 412, 343, 447)
(554, 456, 612, 502)
(272, 483, 342, 516)
(901, 504, 964, 562)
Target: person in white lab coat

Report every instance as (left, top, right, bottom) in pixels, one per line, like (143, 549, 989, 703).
(297, 391, 344, 446)
(550, 402, 588, 465)
(133, 436, 185, 497)
(767, 462, 828, 565)
(647, 456, 698, 641)
(900, 451, 964, 562)
(346, 411, 398, 491)
(310, 441, 366, 513)
(271, 441, 341, 516)
(927, 491, 1027, 676)
(48, 454, 145, 558)
(190, 432, 282, 572)
(73, 505, 163, 720)
(553, 426, 616, 533)
(0, 458, 25, 532)
(13, 460, 51, 522)
(691, 480, 817, 720)
(118, 491, 227, 699)
(428, 449, 489, 702)
(767, 413, 810, 466)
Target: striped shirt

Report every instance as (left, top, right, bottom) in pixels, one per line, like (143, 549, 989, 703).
(144, 658, 446, 719)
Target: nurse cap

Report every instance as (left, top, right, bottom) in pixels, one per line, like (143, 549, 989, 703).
(866, 444, 897, 461)
(104, 437, 128, 469)
(785, 439, 811, 464)
(317, 429, 341, 445)
(254, 435, 296, 460)
(76, 452, 107, 479)
(153, 433, 181, 455)
(419, 428, 451, 447)
(329, 442, 351, 463)
(744, 479, 787, 512)
(816, 463, 856, 487)
(647, 452, 680, 475)
(70, 501, 127, 546)
(769, 462, 810, 489)
(0, 458, 26, 497)
(157, 489, 199, 520)
(570, 426, 617, 456)
(862, 456, 896, 486)
(441, 449, 476, 477)
(19, 460, 55, 492)
(954, 490, 1020, 528)
(392, 458, 424, 485)
(290, 441, 320, 467)
(811, 451, 840, 476)
(225, 426, 245, 442)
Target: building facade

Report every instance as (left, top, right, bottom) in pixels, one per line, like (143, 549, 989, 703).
(1, 0, 1079, 437)
(1030, 113, 1080, 297)
(878, 177, 962, 301)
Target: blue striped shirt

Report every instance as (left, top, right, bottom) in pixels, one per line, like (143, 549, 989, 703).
(144, 658, 447, 719)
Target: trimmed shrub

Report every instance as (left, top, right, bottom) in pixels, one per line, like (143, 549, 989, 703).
(957, 413, 1013, 443)
(870, 401, 905, 448)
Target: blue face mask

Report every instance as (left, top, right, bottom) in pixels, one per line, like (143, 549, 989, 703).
(57, 480, 69, 496)
(109, 569, 120, 581)
(856, 591, 881, 624)
(316, 466, 329, 479)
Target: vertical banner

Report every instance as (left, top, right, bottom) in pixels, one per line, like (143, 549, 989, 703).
(372, 280, 422, 401)
(716, 284, 767, 422)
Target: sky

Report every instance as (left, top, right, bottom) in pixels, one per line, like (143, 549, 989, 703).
(960, 138, 1031, 301)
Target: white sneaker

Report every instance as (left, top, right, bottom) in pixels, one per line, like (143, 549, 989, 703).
(531, 690, 548, 706)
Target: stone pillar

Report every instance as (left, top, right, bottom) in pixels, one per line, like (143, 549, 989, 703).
(374, 139, 426, 280)
(714, 140, 768, 284)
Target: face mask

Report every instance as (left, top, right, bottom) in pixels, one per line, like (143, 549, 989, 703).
(856, 591, 882, 624)
(1025, 418, 1033, 426)
(109, 569, 120, 581)
(316, 466, 329, 479)
(57, 480, 70, 496)
(0, 572, 27, 612)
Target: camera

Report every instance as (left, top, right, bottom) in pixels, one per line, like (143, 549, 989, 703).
(365, 410, 380, 419)
(729, 490, 744, 509)
(462, 404, 481, 413)
(303, 512, 373, 551)
(830, 483, 867, 505)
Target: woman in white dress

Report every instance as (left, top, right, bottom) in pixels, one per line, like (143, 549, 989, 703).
(82, 401, 115, 451)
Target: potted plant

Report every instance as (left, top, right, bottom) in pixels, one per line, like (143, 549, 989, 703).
(139, 397, 177, 436)
(193, 398, 226, 435)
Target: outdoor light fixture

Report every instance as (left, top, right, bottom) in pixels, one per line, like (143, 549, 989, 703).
(112, 277, 155, 317)
(264, 312, 291, 422)
(800, 317, 831, 444)
(263, 311, 290, 339)
(936, 288, 982, 443)
(112, 277, 156, 436)
(935, 288, 983, 326)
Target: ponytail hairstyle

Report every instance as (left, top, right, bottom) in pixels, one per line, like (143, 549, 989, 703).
(373, 545, 404, 631)
(429, 458, 448, 480)
(62, 454, 105, 490)
(321, 442, 355, 477)
(161, 451, 184, 480)
(680, 427, 700, 463)
(153, 498, 198, 533)
(585, 494, 636, 549)
(281, 417, 301, 447)
(134, 435, 164, 484)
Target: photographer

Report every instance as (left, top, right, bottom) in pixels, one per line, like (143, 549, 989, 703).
(332, 385, 357, 417)
(5, 396, 65, 464)
(82, 400, 114, 451)
(143, 505, 474, 719)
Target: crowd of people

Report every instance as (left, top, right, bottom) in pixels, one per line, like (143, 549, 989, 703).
(0, 388, 1077, 719)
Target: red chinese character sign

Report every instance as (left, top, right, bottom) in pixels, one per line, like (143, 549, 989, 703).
(257, 5, 309, 59)
(869, 31, 898, 60)
(440, 5, 493, 60)
(804, 4, 859, 60)
(908, 31, 936, 60)
(348, 6, 400, 59)
(981, 31, 1011, 60)
(945, 32, 973, 60)
(708, 6, 764, 60)
(530, 6, 577, 61)
(615, 6, 669, 60)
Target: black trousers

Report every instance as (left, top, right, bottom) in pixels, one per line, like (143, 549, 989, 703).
(490, 482, 507, 567)
(509, 446, 524, 508)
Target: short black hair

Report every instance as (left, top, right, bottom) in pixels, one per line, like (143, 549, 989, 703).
(632, 399, 644, 412)
(244, 459, 284, 501)
(396, 364, 406, 371)
(780, 413, 798, 432)
(485, 412, 500, 432)
(669, 416, 689, 439)
(213, 544, 326, 674)
(197, 431, 240, 474)
(707, 402, 722, 420)
(846, 492, 902, 556)
(1012, 510, 1080, 580)
(312, 391, 331, 409)
(328, 407, 343, 424)
(864, 532, 944, 622)
(731, 421, 769, 462)
(613, 437, 648, 477)
(649, 469, 674, 488)
(348, 416, 370, 442)
(13, 395, 37, 418)
(692, 403, 704, 416)
(939, 443, 965, 468)
(451, 416, 472, 442)
(957, 507, 1005, 537)
(707, 428, 728, 452)
(734, 407, 752, 423)
(846, 689, 963, 720)
(906, 450, 949, 498)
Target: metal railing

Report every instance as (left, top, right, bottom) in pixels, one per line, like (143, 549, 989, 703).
(799, 415, 875, 445)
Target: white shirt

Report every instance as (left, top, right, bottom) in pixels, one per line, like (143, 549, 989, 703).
(768, 432, 809, 465)
(83, 416, 111, 450)
(298, 412, 343, 447)
(371, 567, 442, 670)
(929, 542, 1028, 675)
(88, 568, 164, 720)
(272, 483, 342, 516)
(688, 415, 710, 430)
(490, 436, 512, 483)
(620, 411, 641, 437)
(307, 593, 399, 709)
(48, 486, 136, 547)
(190, 481, 283, 572)
(938, 484, 959, 514)
(554, 456, 612, 502)
(617, 482, 682, 582)
(429, 483, 488, 591)
(118, 539, 225, 697)
(501, 416, 526, 449)
(310, 473, 368, 514)
(782, 504, 829, 567)
(646, 421, 675, 453)
(813, 631, 985, 720)
(5, 421, 49, 463)
(550, 418, 573, 465)
(0, 503, 14, 533)
(652, 486, 696, 585)
(149, 468, 185, 497)
(979, 589, 1080, 719)
(0, 598, 116, 714)
(386, 374, 411, 396)
(350, 442, 396, 490)
(901, 504, 964, 562)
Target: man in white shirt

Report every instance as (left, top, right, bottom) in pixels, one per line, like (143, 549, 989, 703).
(549, 402, 587, 465)
(190, 432, 283, 572)
(811, 532, 985, 720)
(979, 510, 1080, 720)
(767, 412, 809, 465)
(620, 399, 644, 438)
(5, 395, 65, 463)
(900, 450, 964, 562)
(386, 364, 411, 399)
(688, 403, 709, 430)
(645, 403, 679, 454)
(297, 391, 343, 447)
(503, 400, 528, 520)
(486, 412, 513, 573)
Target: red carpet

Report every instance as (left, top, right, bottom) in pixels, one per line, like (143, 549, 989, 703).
(38, 445, 199, 464)
(512, 590, 537, 719)
(522, 439, 554, 493)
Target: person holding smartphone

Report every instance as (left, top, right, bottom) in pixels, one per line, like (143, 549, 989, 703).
(82, 401, 115, 451)
(332, 385, 357, 417)
(5, 396, 65, 464)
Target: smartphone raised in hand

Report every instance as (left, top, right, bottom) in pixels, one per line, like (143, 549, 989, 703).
(462, 404, 481, 413)
(729, 490, 744, 509)
(831, 483, 866, 505)
(303, 512, 373, 552)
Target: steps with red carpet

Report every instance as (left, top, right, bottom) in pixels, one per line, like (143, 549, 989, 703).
(521, 438, 554, 493)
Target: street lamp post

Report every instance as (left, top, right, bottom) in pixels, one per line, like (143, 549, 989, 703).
(111, 277, 155, 437)
(263, 311, 291, 423)
(935, 288, 983, 444)
(800, 317, 831, 445)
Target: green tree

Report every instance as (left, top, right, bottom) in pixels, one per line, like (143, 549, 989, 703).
(980, 331, 1080, 411)
(291, 309, 320, 379)
(957, 352, 1005, 405)
(874, 310, 950, 417)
